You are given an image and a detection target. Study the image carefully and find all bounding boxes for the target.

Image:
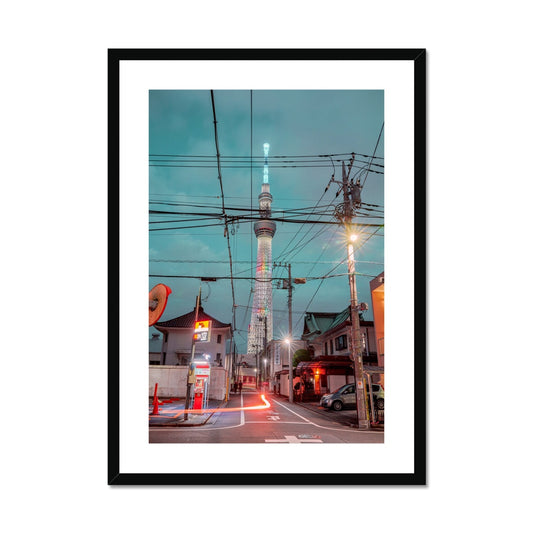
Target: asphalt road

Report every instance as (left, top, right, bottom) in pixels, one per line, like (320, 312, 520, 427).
(149, 390, 384, 444)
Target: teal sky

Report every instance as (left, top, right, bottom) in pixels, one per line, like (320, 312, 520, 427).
(149, 90, 384, 353)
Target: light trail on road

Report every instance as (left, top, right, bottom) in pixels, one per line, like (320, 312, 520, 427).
(168, 394, 271, 419)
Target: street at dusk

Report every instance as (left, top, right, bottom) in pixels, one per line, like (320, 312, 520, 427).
(149, 389, 383, 444)
(149, 88, 385, 434)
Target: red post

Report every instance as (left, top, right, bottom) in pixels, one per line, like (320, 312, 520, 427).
(151, 383, 160, 415)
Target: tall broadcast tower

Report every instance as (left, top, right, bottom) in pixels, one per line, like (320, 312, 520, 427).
(247, 142, 276, 356)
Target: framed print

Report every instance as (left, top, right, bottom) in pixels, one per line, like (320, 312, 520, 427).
(108, 48, 426, 485)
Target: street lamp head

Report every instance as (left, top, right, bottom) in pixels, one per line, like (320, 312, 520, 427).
(349, 233, 358, 242)
(284, 338, 291, 345)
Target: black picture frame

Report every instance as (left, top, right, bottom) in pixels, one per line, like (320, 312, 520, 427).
(108, 48, 426, 486)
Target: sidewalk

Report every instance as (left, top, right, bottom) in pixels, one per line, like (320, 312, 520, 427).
(149, 397, 227, 427)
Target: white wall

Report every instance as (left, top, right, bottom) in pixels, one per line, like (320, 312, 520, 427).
(149, 366, 228, 400)
(279, 373, 290, 397)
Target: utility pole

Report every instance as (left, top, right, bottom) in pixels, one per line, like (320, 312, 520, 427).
(274, 261, 305, 403)
(184, 286, 201, 421)
(287, 263, 294, 403)
(333, 156, 369, 430)
(255, 344, 259, 390)
(258, 315, 268, 389)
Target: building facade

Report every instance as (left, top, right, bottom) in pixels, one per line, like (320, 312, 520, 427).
(370, 272, 385, 367)
(299, 306, 382, 398)
(263, 339, 307, 395)
(154, 304, 232, 368)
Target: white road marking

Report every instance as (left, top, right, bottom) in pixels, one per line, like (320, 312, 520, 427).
(245, 420, 308, 424)
(270, 398, 371, 433)
(265, 435, 322, 443)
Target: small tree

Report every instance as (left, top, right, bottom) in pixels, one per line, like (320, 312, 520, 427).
(293, 348, 311, 367)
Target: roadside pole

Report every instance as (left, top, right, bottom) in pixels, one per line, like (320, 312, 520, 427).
(184, 286, 201, 421)
(288, 263, 294, 403)
(332, 157, 369, 430)
(263, 316, 267, 389)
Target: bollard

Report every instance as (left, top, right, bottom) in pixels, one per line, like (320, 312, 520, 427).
(151, 383, 160, 415)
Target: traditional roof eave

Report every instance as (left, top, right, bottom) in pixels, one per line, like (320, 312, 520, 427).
(155, 305, 231, 331)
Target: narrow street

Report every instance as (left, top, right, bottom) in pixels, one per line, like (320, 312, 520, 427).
(149, 390, 384, 444)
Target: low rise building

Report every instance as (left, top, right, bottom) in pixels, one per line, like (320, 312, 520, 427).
(154, 304, 231, 368)
(299, 306, 382, 399)
(149, 303, 232, 400)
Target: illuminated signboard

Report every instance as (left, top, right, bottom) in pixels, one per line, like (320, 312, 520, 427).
(194, 364, 211, 378)
(194, 320, 211, 343)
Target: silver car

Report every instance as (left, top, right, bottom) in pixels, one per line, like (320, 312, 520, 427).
(320, 383, 384, 411)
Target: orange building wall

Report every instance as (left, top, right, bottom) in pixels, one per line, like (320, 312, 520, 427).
(370, 273, 385, 368)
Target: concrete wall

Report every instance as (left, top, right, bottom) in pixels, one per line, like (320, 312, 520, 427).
(149, 365, 228, 400)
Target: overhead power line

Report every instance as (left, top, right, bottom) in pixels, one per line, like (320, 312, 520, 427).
(149, 162, 384, 175)
(210, 90, 237, 335)
(149, 271, 377, 281)
(149, 192, 384, 207)
(149, 151, 384, 160)
(149, 259, 384, 265)
(148, 210, 384, 227)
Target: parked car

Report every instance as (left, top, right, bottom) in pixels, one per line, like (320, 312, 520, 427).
(320, 383, 384, 411)
(373, 384, 385, 410)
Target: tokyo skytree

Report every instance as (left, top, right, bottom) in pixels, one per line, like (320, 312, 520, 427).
(247, 142, 276, 356)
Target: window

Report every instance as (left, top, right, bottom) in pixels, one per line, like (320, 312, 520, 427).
(324, 342, 328, 356)
(335, 335, 348, 351)
(330, 339, 334, 354)
(217, 334, 222, 344)
(216, 353, 221, 365)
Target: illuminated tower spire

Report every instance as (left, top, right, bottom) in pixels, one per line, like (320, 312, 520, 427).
(247, 143, 276, 356)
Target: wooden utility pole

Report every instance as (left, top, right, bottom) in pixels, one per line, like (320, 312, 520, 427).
(288, 263, 294, 403)
(333, 156, 369, 429)
(184, 286, 201, 421)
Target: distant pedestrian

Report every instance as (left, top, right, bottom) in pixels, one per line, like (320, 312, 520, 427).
(294, 381, 303, 402)
(238, 381, 242, 393)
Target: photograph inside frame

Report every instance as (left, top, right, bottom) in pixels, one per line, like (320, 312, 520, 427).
(148, 89, 385, 443)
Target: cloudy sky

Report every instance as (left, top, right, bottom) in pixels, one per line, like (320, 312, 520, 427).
(149, 89, 384, 353)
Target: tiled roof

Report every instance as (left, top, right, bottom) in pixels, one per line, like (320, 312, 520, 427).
(302, 311, 338, 339)
(155, 306, 231, 329)
(303, 307, 374, 340)
(325, 306, 351, 332)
